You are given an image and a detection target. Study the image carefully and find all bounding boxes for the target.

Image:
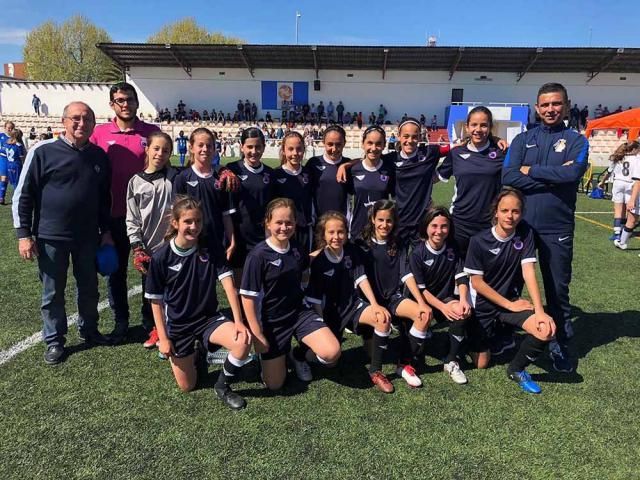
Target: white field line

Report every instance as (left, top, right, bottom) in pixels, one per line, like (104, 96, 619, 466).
(575, 211, 612, 214)
(0, 284, 142, 366)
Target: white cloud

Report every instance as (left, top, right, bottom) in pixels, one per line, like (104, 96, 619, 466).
(0, 28, 28, 45)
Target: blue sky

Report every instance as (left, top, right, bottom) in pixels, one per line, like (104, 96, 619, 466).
(2, 0, 639, 67)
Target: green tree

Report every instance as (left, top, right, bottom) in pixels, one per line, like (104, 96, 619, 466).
(147, 18, 243, 44)
(23, 15, 119, 82)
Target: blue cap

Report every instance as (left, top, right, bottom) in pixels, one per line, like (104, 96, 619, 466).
(96, 244, 118, 276)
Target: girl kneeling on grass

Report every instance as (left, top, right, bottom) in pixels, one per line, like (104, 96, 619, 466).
(464, 188, 555, 394)
(126, 131, 178, 350)
(145, 197, 252, 410)
(356, 200, 431, 388)
(408, 207, 472, 385)
(305, 211, 395, 393)
(240, 198, 341, 391)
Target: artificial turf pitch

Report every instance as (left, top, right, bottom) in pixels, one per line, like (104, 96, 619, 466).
(0, 160, 638, 479)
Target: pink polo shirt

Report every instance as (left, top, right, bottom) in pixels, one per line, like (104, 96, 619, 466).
(90, 118, 160, 217)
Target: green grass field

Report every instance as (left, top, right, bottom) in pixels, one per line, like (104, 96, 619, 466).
(1, 161, 639, 479)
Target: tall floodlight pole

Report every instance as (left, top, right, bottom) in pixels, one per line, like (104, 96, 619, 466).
(296, 11, 302, 45)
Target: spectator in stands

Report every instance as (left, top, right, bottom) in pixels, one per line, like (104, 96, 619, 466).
(502, 82, 588, 374)
(431, 115, 438, 131)
(378, 104, 387, 123)
(388, 132, 397, 151)
(13, 101, 112, 365)
(44, 126, 53, 140)
(251, 103, 258, 121)
(178, 99, 185, 110)
(282, 100, 291, 121)
(594, 104, 604, 118)
(602, 106, 610, 116)
(203, 110, 210, 121)
(237, 100, 244, 120)
(343, 111, 352, 125)
(420, 113, 426, 126)
(265, 111, 273, 122)
(401, 113, 408, 122)
(90, 82, 160, 346)
(327, 101, 335, 122)
(29, 127, 37, 141)
(368, 112, 376, 125)
(244, 100, 251, 121)
(580, 106, 589, 129)
(276, 126, 284, 139)
(569, 104, 580, 130)
(614, 105, 623, 114)
(32, 94, 41, 116)
(336, 101, 345, 124)
(317, 101, 325, 122)
(357, 112, 364, 129)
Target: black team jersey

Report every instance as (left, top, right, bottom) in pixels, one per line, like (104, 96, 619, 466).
(384, 145, 441, 231)
(145, 239, 232, 333)
(173, 165, 234, 250)
(307, 154, 351, 217)
(464, 223, 536, 324)
(409, 240, 468, 301)
(240, 238, 309, 325)
(227, 160, 275, 249)
(357, 239, 412, 303)
(348, 159, 395, 240)
(272, 165, 314, 228)
(437, 142, 504, 230)
(305, 243, 367, 321)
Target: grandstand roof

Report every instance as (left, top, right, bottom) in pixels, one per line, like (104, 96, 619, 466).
(97, 43, 640, 81)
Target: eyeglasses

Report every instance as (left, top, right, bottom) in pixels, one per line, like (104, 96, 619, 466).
(64, 115, 95, 124)
(112, 97, 137, 106)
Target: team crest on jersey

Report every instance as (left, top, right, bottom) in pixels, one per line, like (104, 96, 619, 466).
(94, 165, 101, 173)
(186, 180, 198, 187)
(168, 263, 183, 272)
(459, 153, 471, 160)
(140, 139, 147, 148)
(323, 269, 335, 277)
(489, 248, 501, 255)
(263, 173, 271, 184)
(344, 256, 352, 268)
(292, 248, 301, 260)
(269, 258, 282, 267)
(277, 178, 287, 184)
(418, 154, 427, 162)
(553, 139, 567, 153)
(198, 253, 209, 263)
(239, 175, 249, 181)
(302, 173, 309, 184)
(316, 165, 326, 171)
(513, 237, 524, 251)
(488, 151, 498, 159)
(380, 173, 389, 182)
(446, 248, 456, 261)
(424, 259, 435, 267)
(394, 161, 404, 167)
(355, 175, 365, 181)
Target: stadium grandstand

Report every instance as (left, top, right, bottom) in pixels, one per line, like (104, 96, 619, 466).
(2, 44, 640, 162)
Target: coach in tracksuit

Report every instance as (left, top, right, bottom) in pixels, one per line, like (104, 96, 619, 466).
(502, 83, 588, 373)
(13, 102, 113, 365)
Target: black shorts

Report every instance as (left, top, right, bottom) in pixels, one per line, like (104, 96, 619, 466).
(451, 220, 488, 258)
(324, 300, 370, 338)
(383, 292, 405, 317)
(168, 314, 231, 358)
(260, 308, 328, 360)
(466, 309, 533, 353)
(294, 224, 313, 252)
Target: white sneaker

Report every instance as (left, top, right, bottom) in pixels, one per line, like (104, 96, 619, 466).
(289, 352, 312, 382)
(396, 364, 422, 388)
(614, 239, 628, 250)
(444, 361, 468, 385)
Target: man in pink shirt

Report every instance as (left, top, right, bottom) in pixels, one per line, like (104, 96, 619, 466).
(91, 82, 159, 345)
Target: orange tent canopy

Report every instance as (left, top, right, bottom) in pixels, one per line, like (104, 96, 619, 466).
(584, 108, 640, 141)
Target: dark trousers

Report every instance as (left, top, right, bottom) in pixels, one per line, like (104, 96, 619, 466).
(534, 232, 574, 345)
(37, 238, 99, 346)
(108, 217, 130, 329)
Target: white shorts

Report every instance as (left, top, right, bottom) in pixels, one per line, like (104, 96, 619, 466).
(612, 180, 633, 204)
